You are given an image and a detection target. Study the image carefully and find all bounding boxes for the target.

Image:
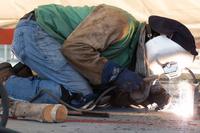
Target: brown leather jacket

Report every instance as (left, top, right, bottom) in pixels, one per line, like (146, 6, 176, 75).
(61, 4, 130, 85)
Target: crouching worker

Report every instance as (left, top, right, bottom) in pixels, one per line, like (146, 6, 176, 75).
(0, 4, 198, 110)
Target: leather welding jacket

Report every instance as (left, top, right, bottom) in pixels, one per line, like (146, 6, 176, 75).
(35, 4, 142, 85)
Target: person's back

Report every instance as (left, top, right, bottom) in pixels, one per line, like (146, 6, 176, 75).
(35, 4, 94, 44)
(36, 4, 141, 68)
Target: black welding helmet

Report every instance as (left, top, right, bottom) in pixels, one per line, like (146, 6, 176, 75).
(149, 15, 198, 56)
(145, 16, 198, 78)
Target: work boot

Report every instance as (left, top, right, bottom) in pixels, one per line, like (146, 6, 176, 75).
(0, 62, 14, 85)
(69, 93, 96, 109)
(147, 81, 171, 110)
(60, 87, 96, 110)
(13, 62, 33, 77)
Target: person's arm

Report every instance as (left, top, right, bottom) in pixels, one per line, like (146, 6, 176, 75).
(61, 5, 129, 85)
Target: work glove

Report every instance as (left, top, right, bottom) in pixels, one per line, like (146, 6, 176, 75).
(69, 93, 97, 109)
(128, 78, 171, 110)
(102, 61, 144, 94)
(114, 69, 144, 92)
(147, 80, 171, 110)
(129, 77, 153, 104)
(109, 75, 159, 107)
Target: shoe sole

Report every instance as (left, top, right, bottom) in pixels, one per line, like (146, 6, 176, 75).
(0, 63, 12, 71)
(0, 63, 13, 84)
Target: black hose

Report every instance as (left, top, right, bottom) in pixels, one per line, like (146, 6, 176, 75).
(29, 86, 116, 112)
(84, 86, 117, 110)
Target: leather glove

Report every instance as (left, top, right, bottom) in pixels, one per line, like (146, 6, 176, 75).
(109, 78, 153, 107)
(102, 61, 143, 93)
(109, 76, 160, 107)
(114, 69, 144, 92)
(131, 76, 160, 102)
(147, 80, 171, 110)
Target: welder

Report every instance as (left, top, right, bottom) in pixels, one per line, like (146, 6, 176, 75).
(0, 4, 198, 110)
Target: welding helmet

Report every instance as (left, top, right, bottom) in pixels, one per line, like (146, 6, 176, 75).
(135, 15, 198, 78)
(145, 35, 194, 78)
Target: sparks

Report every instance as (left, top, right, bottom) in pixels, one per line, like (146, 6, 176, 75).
(169, 81, 194, 118)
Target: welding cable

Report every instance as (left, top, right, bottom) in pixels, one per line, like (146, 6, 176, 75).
(29, 75, 163, 112)
(86, 86, 117, 110)
(29, 86, 117, 112)
(29, 87, 116, 118)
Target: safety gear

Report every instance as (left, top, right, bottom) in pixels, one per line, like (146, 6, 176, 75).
(110, 78, 171, 110)
(60, 4, 140, 85)
(69, 93, 96, 109)
(109, 81, 150, 107)
(114, 69, 144, 92)
(61, 86, 96, 109)
(135, 16, 198, 78)
(110, 76, 155, 107)
(102, 61, 143, 92)
(147, 80, 171, 110)
(149, 15, 198, 56)
(145, 35, 194, 78)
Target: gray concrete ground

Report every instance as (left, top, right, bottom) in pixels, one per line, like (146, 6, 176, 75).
(6, 112, 200, 133)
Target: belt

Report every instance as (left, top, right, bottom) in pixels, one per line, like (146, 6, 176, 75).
(20, 10, 36, 21)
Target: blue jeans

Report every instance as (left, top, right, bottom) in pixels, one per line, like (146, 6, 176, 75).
(6, 19, 93, 103)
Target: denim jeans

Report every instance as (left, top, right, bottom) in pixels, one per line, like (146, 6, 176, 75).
(6, 18, 93, 103)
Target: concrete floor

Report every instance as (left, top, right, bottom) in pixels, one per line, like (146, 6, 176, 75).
(5, 112, 200, 133)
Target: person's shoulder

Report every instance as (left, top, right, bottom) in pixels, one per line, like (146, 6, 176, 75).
(94, 4, 125, 12)
(36, 3, 61, 10)
(92, 4, 129, 21)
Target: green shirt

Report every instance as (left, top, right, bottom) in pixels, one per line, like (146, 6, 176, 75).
(35, 4, 94, 44)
